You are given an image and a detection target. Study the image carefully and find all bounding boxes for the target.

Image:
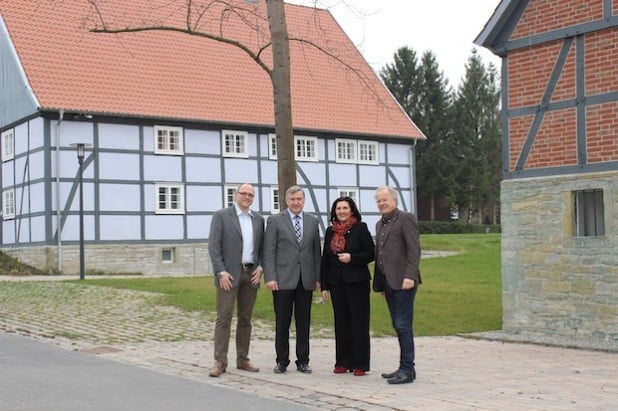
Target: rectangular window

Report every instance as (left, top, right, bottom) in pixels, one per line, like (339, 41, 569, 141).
(336, 139, 357, 163)
(338, 188, 359, 204)
(225, 185, 237, 208)
(154, 126, 184, 155)
(222, 130, 248, 158)
(358, 141, 378, 164)
(574, 189, 605, 237)
(3, 189, 15, 219)
(271, 187, 280, 213)
(2, 129, 15, 161)
(268, 133, 278, 160)
(155, 183, 185, 214)
(161, 248, 175, 263)
(295, 135, 318, 161)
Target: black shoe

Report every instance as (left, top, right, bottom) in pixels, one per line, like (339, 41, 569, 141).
(273, 363, 287, 374)
(381, 369, 399, 379)
(387, 370, 416, 384)
(296, 363, 312, 374)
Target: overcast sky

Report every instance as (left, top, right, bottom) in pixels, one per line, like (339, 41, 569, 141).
(287, 0, 502, 88)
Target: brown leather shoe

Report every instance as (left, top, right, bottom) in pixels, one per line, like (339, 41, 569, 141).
(208, 362, 227, 377)
(237, 361, 259, 372)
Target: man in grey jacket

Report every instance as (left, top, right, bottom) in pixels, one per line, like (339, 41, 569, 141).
(263, 185, 321, 374)
(373, 186, 422, 385)
(208, 183, 264, 377)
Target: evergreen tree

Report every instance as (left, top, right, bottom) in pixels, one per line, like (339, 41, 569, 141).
(415, 51, 455, 220)
(380, 47, 422, 121)
(381, 48, 454, 220)
(451, 49, 501, 224)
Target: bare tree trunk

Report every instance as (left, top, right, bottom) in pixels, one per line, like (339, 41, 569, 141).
(266, 0, 296, 201)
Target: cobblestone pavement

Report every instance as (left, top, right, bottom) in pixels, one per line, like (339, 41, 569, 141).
(1, 277, 617, 410)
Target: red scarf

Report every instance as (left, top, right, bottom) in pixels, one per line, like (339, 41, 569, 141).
(329, 216, 358, 253)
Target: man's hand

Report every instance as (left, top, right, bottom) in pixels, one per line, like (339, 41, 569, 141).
(218, 272, 234, 291)
(265, 280, 279, 291)
(250, 267, 262, 286)
(402, 278, 415, 290)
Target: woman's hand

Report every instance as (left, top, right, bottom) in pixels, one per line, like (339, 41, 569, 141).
(337, 253, 351, 264)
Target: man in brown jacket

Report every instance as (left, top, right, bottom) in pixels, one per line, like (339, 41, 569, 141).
(373, 186, 422, 384)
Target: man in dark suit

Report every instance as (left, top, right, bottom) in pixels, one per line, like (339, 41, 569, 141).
(373, 186, 422, 384)
(263, 185, 321, 374)
(208, 183, 264, 377)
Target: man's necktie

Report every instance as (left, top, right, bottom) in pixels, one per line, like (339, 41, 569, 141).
(294, 215, 302, 243)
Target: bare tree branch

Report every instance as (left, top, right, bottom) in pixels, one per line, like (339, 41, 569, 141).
(288, 36, 388, 109)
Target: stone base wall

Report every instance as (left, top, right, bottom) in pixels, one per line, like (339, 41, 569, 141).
(501, 171, 618, 350)
(1, 243, 212, 277)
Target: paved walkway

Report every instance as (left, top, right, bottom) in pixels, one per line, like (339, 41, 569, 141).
(1, 276, 617, 410)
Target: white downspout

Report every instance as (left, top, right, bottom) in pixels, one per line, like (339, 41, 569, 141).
(55, 110, 63, 274)
(410, 140, 418, 215)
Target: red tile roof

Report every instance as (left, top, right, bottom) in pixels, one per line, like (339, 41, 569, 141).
(1, 0, 424, 140)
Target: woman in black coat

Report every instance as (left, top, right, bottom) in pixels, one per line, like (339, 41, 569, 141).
(320, 197, 375, 376)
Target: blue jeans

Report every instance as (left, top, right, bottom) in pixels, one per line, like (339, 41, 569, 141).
(384, 284, 417, 374)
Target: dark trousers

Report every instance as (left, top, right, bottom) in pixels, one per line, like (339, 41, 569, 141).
(272, 279, 313, 366)
(384, 284, 417, 374)
(330, 280, 370, 371)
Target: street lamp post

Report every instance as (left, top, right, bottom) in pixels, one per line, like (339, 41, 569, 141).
(70, 143, 91, 280)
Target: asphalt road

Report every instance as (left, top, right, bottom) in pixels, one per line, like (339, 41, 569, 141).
(0, 332, 310, 411)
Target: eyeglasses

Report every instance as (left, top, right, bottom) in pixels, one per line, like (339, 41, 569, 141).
(237, 191, 255, 198)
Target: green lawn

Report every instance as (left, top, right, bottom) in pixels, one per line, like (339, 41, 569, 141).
(77, 233, 501, 337)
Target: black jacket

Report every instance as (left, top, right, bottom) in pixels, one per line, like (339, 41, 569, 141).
(320, 221, 375, 290)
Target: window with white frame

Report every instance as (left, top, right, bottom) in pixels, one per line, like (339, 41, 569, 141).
(2, 129, 15, 162)
(336, 139, 357, 163)
(154, 125, 183, 155)
(268, 133, 278, 160)
(3, 189, 15, 219)
(155, 183, 185, 214)
(268, 134, 318, 162)
(295, 135, 318, 161)
(222, 130, 248, 158)
(573, 189, 605, 237)
(224, 185, 237, 208)
(338, 188, 359, 204)
(358, 141, 378, 164)
(161, 248, 175, 263)
(334, 139, 378, 165)
(271, 187, 280, 212)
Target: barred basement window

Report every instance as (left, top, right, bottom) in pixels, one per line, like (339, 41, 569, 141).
(573, 189, 605, 237)
(161, 248, 175, 263)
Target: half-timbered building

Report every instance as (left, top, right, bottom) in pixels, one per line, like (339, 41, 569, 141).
(0, 0, 424, 275)
(476, 0, 617, 349)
